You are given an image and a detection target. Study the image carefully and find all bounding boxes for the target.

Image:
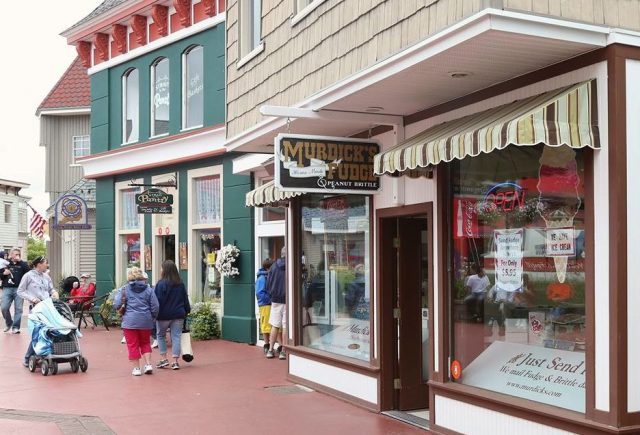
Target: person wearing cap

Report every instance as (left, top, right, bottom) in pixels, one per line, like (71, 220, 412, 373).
(1, 248, 30, 334)
(69, 274, 96, 310)
(17, 256, 59, 366)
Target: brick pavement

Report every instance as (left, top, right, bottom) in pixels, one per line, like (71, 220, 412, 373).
(0, 325, 427, 435)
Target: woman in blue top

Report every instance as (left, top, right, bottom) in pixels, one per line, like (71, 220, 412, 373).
(155, 260, 191, 370)
(114, 267, 159, 376)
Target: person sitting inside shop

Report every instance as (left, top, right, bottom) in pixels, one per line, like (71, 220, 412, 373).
(463, 264, 491, 322)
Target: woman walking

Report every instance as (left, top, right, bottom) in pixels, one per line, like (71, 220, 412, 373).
(155, 260, 190, 370)
(114, 267, 159, 376)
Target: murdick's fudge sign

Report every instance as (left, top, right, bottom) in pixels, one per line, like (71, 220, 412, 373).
(275, 134, 380, 194)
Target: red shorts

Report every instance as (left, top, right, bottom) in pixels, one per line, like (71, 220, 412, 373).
(123, 328, 152, 360)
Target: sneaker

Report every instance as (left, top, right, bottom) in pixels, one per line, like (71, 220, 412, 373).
(171, 362, 180, 370)
(263, 343, 270, 354)
(4, 326, 11, 333)
(279, 350, 286, 360)
(151, 339, 158, 348)
(143, 364, 153, 374)
(156, 359, 170, 368)
(132, 367, 142, 376)
(11, 328, 20, 334)
(121, 337, 126, 344)
(266, 350, 275, 359)
(22, 360, 28, 368)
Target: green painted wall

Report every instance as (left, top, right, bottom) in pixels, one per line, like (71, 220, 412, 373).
(94, 177, 115, 297)
(221, 159, 255, 343)
(106, 25, 225, 149)
(91, 70, 110, 154)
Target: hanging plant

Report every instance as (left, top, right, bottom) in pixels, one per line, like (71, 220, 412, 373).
(215, 244, 240, 278)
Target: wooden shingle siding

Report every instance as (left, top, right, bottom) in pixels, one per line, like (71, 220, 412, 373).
(226, 0, 475, 137)
(504, 0, 640, 28)
(227, 0, 640, 139)
(79, 210, 96, 279)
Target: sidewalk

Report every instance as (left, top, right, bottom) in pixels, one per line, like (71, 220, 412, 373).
(0, 326, 427, 434)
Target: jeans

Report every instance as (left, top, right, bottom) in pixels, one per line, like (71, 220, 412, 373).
(157, 319, 183, 358)
(24, 306, 35, 363)
(1, 287, 24, 329)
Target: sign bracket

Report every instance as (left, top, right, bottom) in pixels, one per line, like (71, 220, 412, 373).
(128, 173, 178, 190)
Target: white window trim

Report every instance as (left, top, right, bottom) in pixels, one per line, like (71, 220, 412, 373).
(151, 173, 180, 285)
(72, 135, 91, 163)
(187, 165, 224, 305)
(115, 179, 144, 286)
(182, 46, 204, 130)
(150, 58, 170, 138)
(236, 42, 264, 69)
(122, 69, 139, 146)
(291, 0, 328, 26)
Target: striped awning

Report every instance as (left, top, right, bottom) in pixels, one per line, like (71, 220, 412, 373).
(245, 180, 303, 207)
(374, 80, 600, 175)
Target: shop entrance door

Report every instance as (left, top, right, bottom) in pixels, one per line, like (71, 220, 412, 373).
(158, 234, 176, 265)
(380, 206, 432, 413)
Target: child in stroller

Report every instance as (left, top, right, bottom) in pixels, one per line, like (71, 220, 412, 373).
(26, 299, 88, 376)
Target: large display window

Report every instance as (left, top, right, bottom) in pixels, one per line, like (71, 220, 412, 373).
(299, 194, 371, 361)
(450, 145, 587, 413)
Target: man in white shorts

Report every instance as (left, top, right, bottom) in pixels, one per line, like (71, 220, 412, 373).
(266, 247, 286, 360)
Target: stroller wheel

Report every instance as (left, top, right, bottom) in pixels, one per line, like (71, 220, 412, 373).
(41, 360, 49, 376)
(79, 357, 88, 373)
(28, 356, 37, 373)
(51, 361, 58, 375)
(70, 359, 79, 373)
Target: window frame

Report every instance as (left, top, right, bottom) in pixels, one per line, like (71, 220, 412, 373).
(114, 180, 144, 286)
(182, 45, 204, 131)
(72, 135, 91, 163)
(121, 68, 140, 145)
(237, 0, 264, 68)
(150, 57, 171, 138)
(291, 0, 328, 26)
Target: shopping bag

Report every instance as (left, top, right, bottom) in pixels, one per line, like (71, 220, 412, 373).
(181, 320, 194, 362)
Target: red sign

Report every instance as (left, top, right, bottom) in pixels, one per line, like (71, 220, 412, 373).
(451, 360, 462, 380)
(454, 198, 478, 239)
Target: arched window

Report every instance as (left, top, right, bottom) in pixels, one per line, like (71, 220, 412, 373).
(122, 68, 139, 144)
(182, 46, 204, 129)
(151, 58, 170, 136)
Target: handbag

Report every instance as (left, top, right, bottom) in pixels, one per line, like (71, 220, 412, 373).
(181, 318, 194, 362)
(117, 286, 128, 317)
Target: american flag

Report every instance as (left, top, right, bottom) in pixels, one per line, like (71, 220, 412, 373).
(30, 211, 46, 238)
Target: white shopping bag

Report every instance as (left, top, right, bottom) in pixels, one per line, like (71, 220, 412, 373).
(181, 327, 194, 362)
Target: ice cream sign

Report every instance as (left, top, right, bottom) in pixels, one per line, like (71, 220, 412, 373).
(275, 134, 380, 194)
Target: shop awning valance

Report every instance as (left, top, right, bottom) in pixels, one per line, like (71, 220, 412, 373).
(374, 80, 600, 175)
(245, 180, 303, 207)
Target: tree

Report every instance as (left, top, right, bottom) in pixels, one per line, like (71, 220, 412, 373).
(27, 236, 46, 262)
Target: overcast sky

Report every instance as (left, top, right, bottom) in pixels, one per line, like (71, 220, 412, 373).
(0, 0, 102, 215)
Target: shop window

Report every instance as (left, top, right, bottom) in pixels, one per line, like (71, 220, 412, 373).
(182, 46, 204, 129)
(299, 194, 371, 361)
(239, 0, 262, 58)
(72, 135, 90, 161)
(195, 230, 221, 302)
(122, 68, 139, 144)
(260, 236, 284, 264)
(151, 58, 170, 137)
(450, 145, 587, 413)
(120, 188, 140, 231)
(194, 175, 221, 225)
(120, 234, 141, 282)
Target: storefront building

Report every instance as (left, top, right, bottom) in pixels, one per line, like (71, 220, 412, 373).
(63, 1, 259, 343)
(228, 1, 640, 433)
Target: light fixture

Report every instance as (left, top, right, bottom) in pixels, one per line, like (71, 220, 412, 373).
(448, 71, 471, 79)
(364, 106, 384, 113)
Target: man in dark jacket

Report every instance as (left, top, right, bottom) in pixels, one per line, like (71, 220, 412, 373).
(266, 247, 286, 360)
(1, 249, 30, 333)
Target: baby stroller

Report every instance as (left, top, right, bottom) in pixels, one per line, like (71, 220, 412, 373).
(27, 299, 88, 376)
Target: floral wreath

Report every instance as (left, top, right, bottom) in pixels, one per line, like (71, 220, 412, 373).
(215, 244, 240, 278)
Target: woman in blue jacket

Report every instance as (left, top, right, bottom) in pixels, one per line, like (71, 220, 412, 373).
(114, 267, 159, 376)
(155, 260, 191, 370)
(255, 258, 273, 353)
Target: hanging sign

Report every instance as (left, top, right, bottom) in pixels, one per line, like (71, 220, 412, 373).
(494, 228, 524, 293)
(136, 188, 173, 214)
(275, 134, 380, 194)
(52, 194, 92, 230)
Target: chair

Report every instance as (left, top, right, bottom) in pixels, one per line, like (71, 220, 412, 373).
(76, 294, 111, 331)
